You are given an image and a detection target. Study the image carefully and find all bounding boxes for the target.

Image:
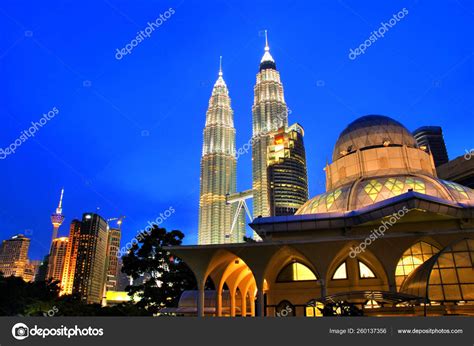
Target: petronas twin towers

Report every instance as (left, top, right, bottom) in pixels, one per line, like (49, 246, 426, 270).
(198, 32, 308, 245)
(198, 59, 243, 245)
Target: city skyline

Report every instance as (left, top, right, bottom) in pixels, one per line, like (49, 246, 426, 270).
(1, 1, 473, 260)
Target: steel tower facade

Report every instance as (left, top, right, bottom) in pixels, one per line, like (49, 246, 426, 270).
(198, 59, 244, 244)
(252, 32, 288, 218)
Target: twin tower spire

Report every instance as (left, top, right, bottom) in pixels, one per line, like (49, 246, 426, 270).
(198, 31, 306, 245)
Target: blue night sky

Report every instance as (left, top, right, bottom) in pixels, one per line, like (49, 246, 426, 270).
(0, 0, 473, 260)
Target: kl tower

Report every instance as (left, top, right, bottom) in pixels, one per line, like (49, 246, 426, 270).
(50, 188, 65, 245)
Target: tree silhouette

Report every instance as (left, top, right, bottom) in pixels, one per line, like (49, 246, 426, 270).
(121, 226, 197, 315)
(0, 273, 59, 316)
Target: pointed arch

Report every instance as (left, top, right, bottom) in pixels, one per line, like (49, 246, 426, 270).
(264, 245, 320, 286)
(332, 261, 348, 280)
(327, 242, 389, 294)
(276, 262, 318, 282)
(395, 240, 441, 290)
(358, 260, 376, 279)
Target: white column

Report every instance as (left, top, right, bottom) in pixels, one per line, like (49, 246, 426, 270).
(197, 279, 205, 317)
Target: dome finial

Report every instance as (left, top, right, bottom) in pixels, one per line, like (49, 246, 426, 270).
(219, 55, 223, 77)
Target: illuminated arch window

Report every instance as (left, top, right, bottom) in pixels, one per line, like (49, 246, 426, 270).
(358, 261, 376, 279)
(332, 262, 348, 280)
(276, 262, 317, 282)
(395, 241, 440, 290)
(364, 299, 381, 309)
(400, 239, 474, 303)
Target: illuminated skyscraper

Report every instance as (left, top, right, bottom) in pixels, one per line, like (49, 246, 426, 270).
(50, 188, 65, 244)
(25, 260, 41, 282)
(252, 31, 288, 218)
(61, 214, 108, 304)
(0, 234, 30, 280)
(267, 123, 308, 216)
(413, 126, 449, 167)
(60, 220, 81, 295)
(73, 213, 108, 304)
(47, 237, 68, 282)
(105, 227, 121, 291)
(198, 58, 244, 244)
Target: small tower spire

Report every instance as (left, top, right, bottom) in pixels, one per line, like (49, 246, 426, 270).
(260, 29, 275, 64)
(56, 188, 64, 214)
(265, 30, 269, 52)
(219, 55, 223, 77)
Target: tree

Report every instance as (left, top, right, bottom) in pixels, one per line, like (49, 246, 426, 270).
(0, 274, 60, 316)
(121, 226, 197, 315)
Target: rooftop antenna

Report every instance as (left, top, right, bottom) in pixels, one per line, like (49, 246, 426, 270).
(265, 30, 269, 51)
(56, 188, 64, 213)
(219, 55, 223, 77)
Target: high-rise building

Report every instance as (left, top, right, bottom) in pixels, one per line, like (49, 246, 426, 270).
(116, 257, 131, 291)
(25, 260, 42, 282)
(35, 255, 49, 282)
(267, 123, 309, 216)
(61, 214, 108, 304)
(50, 188, 65, 244)
(0, 234, 30, 280)
(47, 237, 68, 282)
(73, 213, 108, 304)
(413, 126, 449, 167)
(105, 227, 121, 291)
(437, 154, 474, 188)
(198, 58, 244, 244)
(252, 31, 288, 218)
(60, 220, 81, 295)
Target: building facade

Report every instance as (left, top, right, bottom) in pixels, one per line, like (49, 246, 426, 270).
(437, 154, 474, 189)
(198, 60, 244, 244)
(252, 32, 288, 218)
(106, 227, 121, 291)
(25, 259, 42, 282)
(61, 214, 108, 304)
(267, 123, 308, 216)
(413, 126, 449, 167)
(171, 115, 474, 317)
(60, 220, 81, 295)
(46, 237, 68, 282)
(0, 234, 31, 280)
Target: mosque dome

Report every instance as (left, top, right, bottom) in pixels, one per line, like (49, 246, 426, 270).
(295, 176, 474, 214)
(332, 115, 417, 161)
(296, 115, 474, 215)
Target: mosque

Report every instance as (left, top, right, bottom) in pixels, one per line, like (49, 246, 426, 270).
(169, 115, 474, 317)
